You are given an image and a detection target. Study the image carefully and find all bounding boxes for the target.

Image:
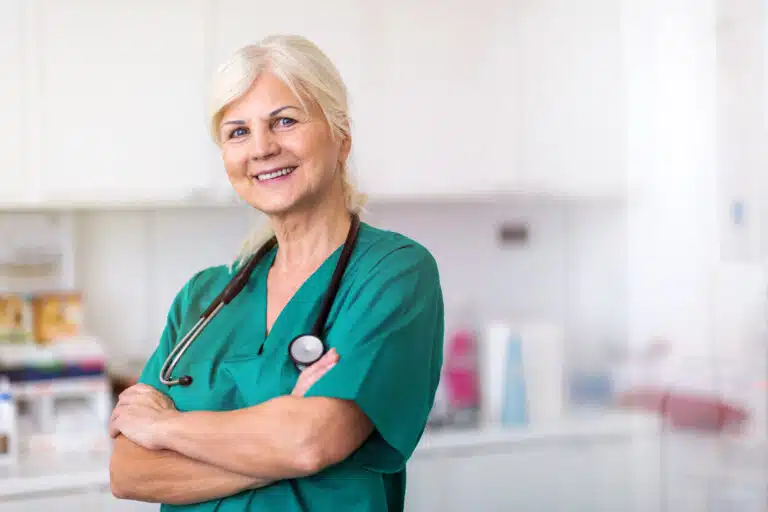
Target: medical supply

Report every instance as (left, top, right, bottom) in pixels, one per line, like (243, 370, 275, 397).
(0, 294, 34, 344)
(481, 321, 566, 428)
(31, 292, 84, 344)
(13, 376, 111, 455)
(442, 310, 480, 428)
(519, 322, 565, 424)
(160, 214, 361, 387)
(481, 323, 520, 426)
(501, 333, 528, 426)
(0, 377, 18, 466)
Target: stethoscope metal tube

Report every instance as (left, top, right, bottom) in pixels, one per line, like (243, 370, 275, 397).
(159, 302, 223, 386)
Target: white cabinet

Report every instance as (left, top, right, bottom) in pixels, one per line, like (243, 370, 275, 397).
(2, 489, 103, 511)
(355, 0, 513, 199)
(34, 0, 213, 205)
(512, 0, 626, 198)
(208, 0, 367, 199)
(0, 1, 629, 209)
(407, 445, 604, 512)
(1, 489, 157, 512)
(404, 418, 664, 512)
(0, 1, 35, 206)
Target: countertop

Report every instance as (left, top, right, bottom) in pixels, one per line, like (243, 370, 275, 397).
(0, 411, 661, 499)
(0, 450, 111, 498)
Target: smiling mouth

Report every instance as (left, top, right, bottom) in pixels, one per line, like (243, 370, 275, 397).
(253, 166, 297, 181)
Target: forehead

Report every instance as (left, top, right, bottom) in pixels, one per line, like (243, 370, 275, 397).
(223, 71, 301, 119)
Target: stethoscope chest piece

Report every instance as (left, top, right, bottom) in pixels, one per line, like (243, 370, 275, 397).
(289, 334, 326, 372)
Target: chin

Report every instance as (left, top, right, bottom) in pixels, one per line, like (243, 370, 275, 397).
(244, 194, 305, 216)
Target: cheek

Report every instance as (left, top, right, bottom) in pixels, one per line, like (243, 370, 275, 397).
(221, 146, 248, 177)
(289, 134, 340, 175)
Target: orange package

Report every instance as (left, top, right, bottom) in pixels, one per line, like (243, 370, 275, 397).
(31, 292, 84, 344)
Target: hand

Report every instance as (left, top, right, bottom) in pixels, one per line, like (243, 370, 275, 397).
(109, 383, 179, 450)
(291, 348, 339, 397)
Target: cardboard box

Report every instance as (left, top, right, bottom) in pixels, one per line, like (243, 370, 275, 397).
(0, 295, 34, 343)
(31, 293, 83, 344)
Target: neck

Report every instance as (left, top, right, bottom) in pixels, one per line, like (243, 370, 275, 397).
(269, 189, 352, 276)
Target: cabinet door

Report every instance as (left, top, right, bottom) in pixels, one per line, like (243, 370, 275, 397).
(514, 0, 625, 198)
(357, 0, 513, 199)
(404, 456, 458, 512)
(209, 0, 366, 200)
(0, 0, 35, 206)
(36, 0, 213, 205)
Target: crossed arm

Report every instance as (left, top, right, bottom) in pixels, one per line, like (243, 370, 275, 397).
(109, 349, 374, 505)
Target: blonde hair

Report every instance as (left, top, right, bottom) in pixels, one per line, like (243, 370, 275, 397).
(207, 34, 367, 268)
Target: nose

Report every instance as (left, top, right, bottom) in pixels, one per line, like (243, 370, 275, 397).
(248, 126, 280, 161)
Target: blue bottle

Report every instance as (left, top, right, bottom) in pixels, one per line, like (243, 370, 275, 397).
(502, 335, 528, 426)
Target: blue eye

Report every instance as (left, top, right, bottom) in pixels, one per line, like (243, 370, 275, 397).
(275, 117, 296, 128)
(229, 127, 248, 139)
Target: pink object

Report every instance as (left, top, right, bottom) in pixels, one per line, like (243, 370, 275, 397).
(616, 388, 750, 433)
(444, 328, 480, 409)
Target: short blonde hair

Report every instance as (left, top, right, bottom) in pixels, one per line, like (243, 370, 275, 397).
(208, 35, 367, 267)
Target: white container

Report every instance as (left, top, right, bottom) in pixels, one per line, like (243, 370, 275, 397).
(480, 323, 515, 427)
(0, 376, 18, 466)
(13, 376, 112, 455)
(519, 322, 565, 424)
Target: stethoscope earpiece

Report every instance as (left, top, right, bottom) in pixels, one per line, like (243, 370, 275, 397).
(179, 375, 193, 386)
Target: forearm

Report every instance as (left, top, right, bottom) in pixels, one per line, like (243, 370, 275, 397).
(158, 395, 374, 480)
(110, 435, 275, 505)
(158, 395, 319, 480)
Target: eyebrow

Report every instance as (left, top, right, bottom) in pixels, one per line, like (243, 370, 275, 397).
(220, 105, 302, 129)
(269, 105, 301, 117)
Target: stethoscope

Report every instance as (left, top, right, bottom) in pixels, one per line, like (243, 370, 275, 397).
(159, 214, 361, 387)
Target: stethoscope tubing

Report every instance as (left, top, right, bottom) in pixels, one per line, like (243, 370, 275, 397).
(159, 215, 359, 388)
(159, 302, 224, 386)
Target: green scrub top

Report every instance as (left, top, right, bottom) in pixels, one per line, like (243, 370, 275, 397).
(136, 222, 445, 512)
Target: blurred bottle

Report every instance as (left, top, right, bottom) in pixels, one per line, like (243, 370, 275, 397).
(443, 303, 481, 428)
(0, 376, 17, 466)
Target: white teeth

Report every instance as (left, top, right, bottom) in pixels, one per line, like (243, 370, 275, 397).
(256, 167, 296, 181)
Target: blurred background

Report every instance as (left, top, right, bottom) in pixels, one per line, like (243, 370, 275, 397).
(1, 0, 768, 510)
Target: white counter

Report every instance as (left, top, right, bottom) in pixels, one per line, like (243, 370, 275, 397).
(0, 411, 661, 503)
(415, 411, 660, 456)
(0, 450, 110, 499)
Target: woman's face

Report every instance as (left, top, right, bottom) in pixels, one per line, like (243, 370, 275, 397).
(218, 71, 349, 216)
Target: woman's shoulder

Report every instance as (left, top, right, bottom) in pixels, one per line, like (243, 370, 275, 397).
(355, 222, 440, 280)
(170, 264, 235, 315)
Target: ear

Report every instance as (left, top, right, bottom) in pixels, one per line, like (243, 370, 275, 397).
(338, 129, 352, 164)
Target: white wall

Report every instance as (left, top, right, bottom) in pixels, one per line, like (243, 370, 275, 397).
(71, 199, 628, 363)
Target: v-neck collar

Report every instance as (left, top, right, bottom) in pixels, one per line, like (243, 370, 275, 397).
(256, 243, 345, 353)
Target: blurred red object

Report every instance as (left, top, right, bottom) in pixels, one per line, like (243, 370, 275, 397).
(616, 388, 750, 433)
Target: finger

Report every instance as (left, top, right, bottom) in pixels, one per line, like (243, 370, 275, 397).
(303, 361, 337, 390)
(293, 365, 335, 397)
(304, 348, 339, 376)
(294, 359, 338, 397)
(117, 390, 162, 410)
(295, 355, 332, 389)
(108, 419, 120, 438)
(302, 348, 338, 379)
(118, 384, 153, 402)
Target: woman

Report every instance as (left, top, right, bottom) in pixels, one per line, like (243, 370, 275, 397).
(108, 34, 445, 511)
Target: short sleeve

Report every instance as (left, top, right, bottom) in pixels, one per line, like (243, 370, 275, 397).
(304, 244, 445, 473)
(137, 273, 200, 392)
